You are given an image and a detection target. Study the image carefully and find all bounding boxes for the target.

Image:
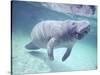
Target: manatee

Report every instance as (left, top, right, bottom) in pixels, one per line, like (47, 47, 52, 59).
(25, 20, 90, 61)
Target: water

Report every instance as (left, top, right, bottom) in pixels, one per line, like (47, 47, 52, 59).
(12, 1, 97, 75)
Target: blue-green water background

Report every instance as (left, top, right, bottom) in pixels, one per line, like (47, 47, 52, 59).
(12, 1, 97, 75)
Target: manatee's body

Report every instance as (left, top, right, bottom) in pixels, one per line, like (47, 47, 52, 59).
(26, 20, 90, 61)
(30, 20, 76, 48)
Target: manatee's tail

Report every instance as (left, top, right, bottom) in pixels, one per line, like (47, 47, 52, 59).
(25, 42, 39, 50)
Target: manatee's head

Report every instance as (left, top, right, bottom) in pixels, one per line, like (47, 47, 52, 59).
(68, 20, 90, 40)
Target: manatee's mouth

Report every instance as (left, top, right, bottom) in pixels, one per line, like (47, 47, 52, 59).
(75, 30, 89, 40)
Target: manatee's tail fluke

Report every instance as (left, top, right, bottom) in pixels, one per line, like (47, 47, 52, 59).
(25, 42, 39, 50)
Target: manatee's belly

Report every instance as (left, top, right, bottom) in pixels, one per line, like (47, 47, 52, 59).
(55, 39, 76, 48)
(32, 33, 76, 48)
(55, 41, 69, 48)
(32, 38, 49, 48)
(35, 41, 67, 49)
(37, 39, 67, 48)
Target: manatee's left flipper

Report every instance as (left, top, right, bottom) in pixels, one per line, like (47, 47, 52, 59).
(62, 47, 72, 61)
(47, 38, 57, 61)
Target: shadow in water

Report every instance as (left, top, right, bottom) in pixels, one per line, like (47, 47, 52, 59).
(29, 51, 72, 72)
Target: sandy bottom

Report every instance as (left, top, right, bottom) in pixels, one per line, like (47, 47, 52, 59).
(12, 32, 97, 75)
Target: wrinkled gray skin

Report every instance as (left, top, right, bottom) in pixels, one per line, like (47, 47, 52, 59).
(25, 20, 90, 61)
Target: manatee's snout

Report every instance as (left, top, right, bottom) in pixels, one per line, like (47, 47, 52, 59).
(77, 21, 90, 32)
(75, 21, 90, 40)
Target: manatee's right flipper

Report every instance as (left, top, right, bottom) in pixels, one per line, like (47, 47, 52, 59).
(62, 47, 72, 61)
(47, 38, 57, 61)
(25, 42, 39, 50)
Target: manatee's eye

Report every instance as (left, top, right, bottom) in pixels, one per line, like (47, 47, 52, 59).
(72, 22, 76, 25)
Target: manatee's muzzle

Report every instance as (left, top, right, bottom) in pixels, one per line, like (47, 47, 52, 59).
(75, 25, 90, 40)
(79, 25, 90, 34)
